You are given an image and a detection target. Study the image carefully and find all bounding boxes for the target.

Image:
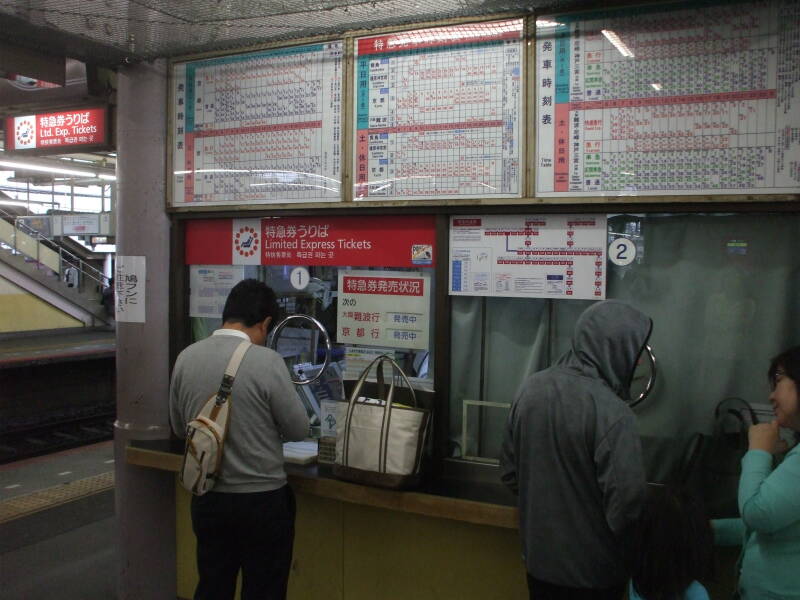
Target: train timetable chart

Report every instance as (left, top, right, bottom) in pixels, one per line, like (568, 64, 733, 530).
(354, 20, 523, 200)
(536, 0, 800, 196)
(449, 214, 607, 300)
(171, 42, 343, 207)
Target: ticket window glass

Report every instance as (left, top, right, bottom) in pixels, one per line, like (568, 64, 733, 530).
(188, 263, 435, 435)
(449, 212, 800, 489)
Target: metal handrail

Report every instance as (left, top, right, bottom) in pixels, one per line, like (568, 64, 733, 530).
(0, 207, 111, 289)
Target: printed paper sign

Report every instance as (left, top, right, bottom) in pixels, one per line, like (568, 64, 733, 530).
(535, 2, 800, 196)
(62, 214, 101, 235)
(115, 256, 146, 323)
(171, 42, 343, 206)
(449, 215, 607, 300)
(354, 19, 523, 200)
(185, 215, 436, 268)
(337, 270, 430, 350)
(189, 265, 245, 318)
(343, 346, 394, 380)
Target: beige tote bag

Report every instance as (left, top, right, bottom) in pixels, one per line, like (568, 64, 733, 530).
(333, 354, 430, 489)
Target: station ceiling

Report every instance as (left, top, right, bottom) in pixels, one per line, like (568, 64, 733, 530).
(0, 0, 609, 66)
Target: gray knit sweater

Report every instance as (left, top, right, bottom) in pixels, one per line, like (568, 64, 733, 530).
(169, 330, 309, 493)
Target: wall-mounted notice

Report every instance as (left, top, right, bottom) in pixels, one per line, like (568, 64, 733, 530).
(189, 265, 244, 318)
(171, 41, 343, 207)
(337, 270, 430, 350)
(115, 256, 146, 323)
(61, 214, 101, 235)
(536, 0, 800, 196)
(449, 215, 607, 299)
(185, 215, 436, 268)
(354, 19, 523, 200)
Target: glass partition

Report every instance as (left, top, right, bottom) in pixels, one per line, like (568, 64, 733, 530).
(189, 263, 435, 434)
(449, 212, 800, 486)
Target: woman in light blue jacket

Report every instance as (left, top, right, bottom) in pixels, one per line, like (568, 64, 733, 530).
(714, 346, 800, 599)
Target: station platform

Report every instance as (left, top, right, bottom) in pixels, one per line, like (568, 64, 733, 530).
(0, 441, 116, 599)
(0, 328, 115, 369)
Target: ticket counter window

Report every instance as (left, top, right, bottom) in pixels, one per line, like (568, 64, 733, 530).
(448, 212, 800, 489)
(184, 216, 437, 436)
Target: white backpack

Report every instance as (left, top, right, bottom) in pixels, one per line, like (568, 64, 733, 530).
(180, 340, 251, 496)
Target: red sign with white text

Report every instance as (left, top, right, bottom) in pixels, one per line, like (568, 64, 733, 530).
(4, 107, 108, 152)
(185, 215, 436, 268)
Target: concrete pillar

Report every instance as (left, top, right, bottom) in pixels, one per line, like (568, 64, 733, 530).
(114, 58, 175, 600)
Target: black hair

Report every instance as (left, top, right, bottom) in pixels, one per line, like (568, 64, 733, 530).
(221, 279, 280, 330)
(631, 485, 714, 600)
(768, 345, 800, 388)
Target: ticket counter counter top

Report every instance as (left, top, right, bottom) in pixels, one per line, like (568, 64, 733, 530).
(126, 439, 528, 600)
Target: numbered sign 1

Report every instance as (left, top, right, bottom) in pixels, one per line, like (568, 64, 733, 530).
(290, 266, 311, 290)
(608, 238, 636, 267)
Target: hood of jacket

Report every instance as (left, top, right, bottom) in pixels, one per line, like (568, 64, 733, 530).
(557, 300, 652, 401)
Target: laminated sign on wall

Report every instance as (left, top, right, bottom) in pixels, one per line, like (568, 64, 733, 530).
(449, 215, 607, 300)
(337, 270, 430, 350)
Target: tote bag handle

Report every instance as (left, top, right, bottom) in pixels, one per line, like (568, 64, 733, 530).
(342, 354, 418, 472)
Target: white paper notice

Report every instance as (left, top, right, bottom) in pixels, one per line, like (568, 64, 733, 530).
(449, 215, 607, 300)
(115, 256, 146, 323)
(343, 346, 392, 380)
(337, 270, 430, 350)
(189, 265, 245, 318)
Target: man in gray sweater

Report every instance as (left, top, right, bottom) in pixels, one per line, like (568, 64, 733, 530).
(501, 300, 650, 599)
(170, 279, 309, 600)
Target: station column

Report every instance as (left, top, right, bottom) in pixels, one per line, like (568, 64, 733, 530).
(114, 58, 175, 599)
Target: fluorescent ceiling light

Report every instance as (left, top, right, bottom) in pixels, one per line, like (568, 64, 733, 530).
(536, 19, 563, 28)
(651, 83, 662, 91)
(0, 157, 115, 180)
(602, 30, 635, 58)
(0, 159, 97, 178)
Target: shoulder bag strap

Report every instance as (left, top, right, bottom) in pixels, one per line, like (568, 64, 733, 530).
(210, 339, 251, 419)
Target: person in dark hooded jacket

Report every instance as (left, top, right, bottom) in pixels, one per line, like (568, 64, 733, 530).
(501, 300, 651, 599)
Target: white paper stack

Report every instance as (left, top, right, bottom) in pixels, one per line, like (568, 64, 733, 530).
(282, 440, 319, 464)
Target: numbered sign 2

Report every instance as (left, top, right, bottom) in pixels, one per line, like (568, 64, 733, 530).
(608, 238, 636, 267)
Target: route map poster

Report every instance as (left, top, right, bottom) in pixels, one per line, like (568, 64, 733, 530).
(449, 215, 607, 300)
(535, 0, 800, 196)
(354, 19, 524, 200)
(171, 41, 343, 207)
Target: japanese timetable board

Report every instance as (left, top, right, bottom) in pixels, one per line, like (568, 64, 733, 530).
(171, 42, 343, 207)
(535, 0, 800, 196)
(354, 20, 524, 201)
(449, 215, 608, 300)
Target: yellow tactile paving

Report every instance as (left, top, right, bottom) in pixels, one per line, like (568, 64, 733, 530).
(0, 471, 114, 523)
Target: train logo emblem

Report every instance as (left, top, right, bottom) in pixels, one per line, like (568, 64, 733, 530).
(234, 226, 259, 258)
(15, 118, 36, 148)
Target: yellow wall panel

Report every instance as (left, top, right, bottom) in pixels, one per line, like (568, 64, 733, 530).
(0, 276, 83, 332)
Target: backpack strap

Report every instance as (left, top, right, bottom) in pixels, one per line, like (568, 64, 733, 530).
(213, 339, 251, 408)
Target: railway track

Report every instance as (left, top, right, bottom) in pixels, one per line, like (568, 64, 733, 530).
(0, 413, 115, 464)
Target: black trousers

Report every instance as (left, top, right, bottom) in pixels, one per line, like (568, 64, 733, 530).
(527, 574, 626, 600)
(191, 485, 296, 600)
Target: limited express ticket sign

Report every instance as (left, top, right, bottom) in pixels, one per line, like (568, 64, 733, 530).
(4, 107, 109, 153)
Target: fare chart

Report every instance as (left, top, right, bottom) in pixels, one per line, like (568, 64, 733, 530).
(171, 41, 343, 206)
(354, 19, 523, 200)
(536, 0, 800, 196)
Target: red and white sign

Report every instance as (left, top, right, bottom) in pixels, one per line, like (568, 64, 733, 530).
(4, 107, 108, 152)
(185, 215, 436, 268)
(337, 270, 430, 350)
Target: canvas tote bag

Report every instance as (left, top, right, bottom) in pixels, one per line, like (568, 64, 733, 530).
(333, 354, 431, 489)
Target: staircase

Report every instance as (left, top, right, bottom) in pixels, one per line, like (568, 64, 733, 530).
(0, 209, 113, 328)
